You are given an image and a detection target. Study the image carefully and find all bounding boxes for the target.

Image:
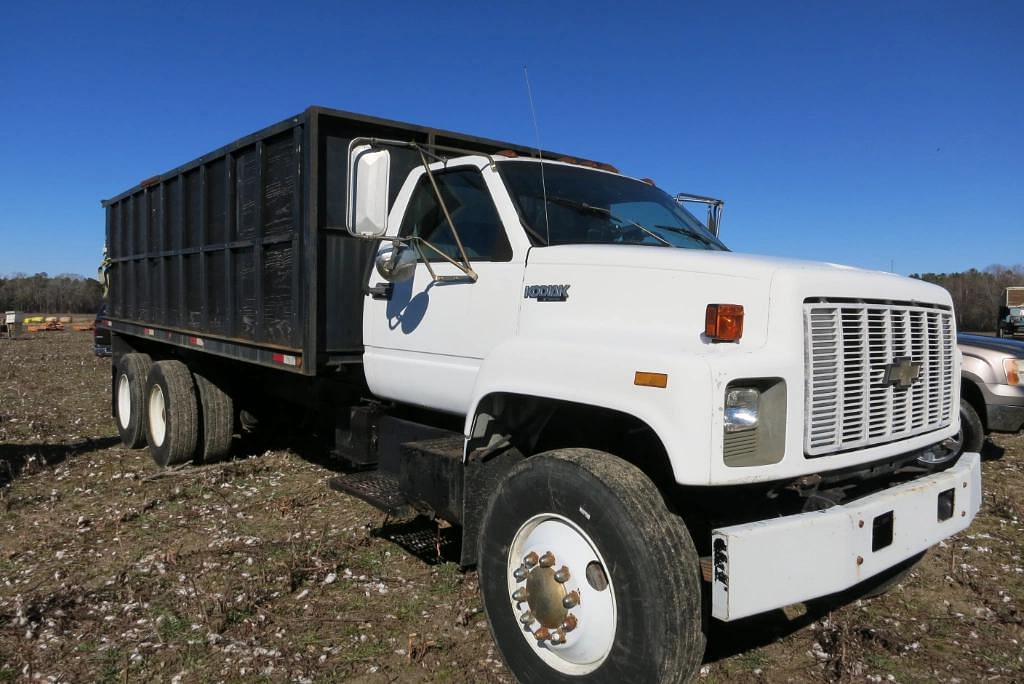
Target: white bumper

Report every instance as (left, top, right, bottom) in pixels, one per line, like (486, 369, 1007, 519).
(711, 452, 982, 621)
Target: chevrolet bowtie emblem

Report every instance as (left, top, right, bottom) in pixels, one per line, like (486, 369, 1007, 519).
(883, 357, 922, 389)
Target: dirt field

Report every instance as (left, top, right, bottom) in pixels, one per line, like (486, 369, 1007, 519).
(1, 331, 1022, 683)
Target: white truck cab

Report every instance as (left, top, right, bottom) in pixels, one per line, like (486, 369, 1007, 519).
(347, 141, 980, 680)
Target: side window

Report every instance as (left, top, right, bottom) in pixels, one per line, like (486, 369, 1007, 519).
(399, 168, 512, 262)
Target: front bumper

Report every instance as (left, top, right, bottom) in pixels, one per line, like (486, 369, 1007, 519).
(711, 452, 982, 621)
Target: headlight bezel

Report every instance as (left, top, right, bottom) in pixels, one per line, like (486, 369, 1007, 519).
(722, 378, 787, 468)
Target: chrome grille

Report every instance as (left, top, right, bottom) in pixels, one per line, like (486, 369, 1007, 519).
(804, 301, 955, 456)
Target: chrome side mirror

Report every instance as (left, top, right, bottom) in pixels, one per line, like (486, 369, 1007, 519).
(675, 193, 724, 237)
(347, 145, 391, 238)
(375, 242, 417, 283)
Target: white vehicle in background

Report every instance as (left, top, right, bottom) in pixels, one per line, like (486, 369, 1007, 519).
(103, 107, 981, 682)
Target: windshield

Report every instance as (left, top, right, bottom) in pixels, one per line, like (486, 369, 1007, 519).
(497, 161, 727, 250)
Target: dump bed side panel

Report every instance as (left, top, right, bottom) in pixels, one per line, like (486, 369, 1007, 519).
(105, 117, 309, 372)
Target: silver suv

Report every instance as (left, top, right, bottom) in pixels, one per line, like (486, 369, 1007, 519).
(957, 333, 1024, 454)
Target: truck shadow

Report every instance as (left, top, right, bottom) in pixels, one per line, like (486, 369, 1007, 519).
(703, 600, 831, 663)
(980, 439, 1005, 462)
(703, 573, 902, 664)
(0, 436, 122, 487)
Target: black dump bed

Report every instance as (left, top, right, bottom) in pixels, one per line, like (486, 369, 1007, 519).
(103, 106, 556, 375)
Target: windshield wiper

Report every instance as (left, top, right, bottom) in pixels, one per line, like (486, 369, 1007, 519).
(652, 224, 719, 248)
(544, 196, 673, 247)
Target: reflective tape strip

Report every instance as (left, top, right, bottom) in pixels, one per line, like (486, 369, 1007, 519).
(189, 337, 204, 347)
(271, 353, 300, 367)
(143, 328, 155, 336)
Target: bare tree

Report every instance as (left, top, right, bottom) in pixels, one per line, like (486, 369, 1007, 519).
(910, 263, 1024, 332)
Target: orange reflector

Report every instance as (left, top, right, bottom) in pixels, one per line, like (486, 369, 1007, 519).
(705, 304, 744, 342)
(634, 371, 668, 388)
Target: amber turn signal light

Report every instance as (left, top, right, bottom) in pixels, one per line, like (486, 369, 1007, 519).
(705, 304, 744, 342)
(634, 371, 668, 388)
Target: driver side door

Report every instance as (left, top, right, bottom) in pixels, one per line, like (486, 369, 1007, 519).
(363, 164, 525, 414)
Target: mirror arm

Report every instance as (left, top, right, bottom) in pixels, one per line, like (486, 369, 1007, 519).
(389, 236, 479, 283)
(414, 146, 478, 280)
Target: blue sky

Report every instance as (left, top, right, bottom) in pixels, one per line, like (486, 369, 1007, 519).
(1, 1, 1020, 278)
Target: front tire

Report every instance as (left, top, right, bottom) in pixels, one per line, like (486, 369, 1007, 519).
(479, 449, 705, 683)
(917, 399, 984, 470)
(145, 360, 199, 467)
(114, 353, 152, 449)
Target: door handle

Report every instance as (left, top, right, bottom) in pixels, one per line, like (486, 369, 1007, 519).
(367, 282, 393, 300)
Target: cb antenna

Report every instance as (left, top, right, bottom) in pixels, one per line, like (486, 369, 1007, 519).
(523, 66, 551, 246)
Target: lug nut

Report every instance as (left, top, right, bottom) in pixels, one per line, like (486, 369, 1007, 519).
(512, 587, 529, 603)
(533, 627, 551, 642)
(519, 610, 535, 625)
(539, 551, 556, 568)
(513, 565, 528, 581)
(523, 551, 539, 568)
(550, 629, 566, 645)
(554, 565, 571, 583)
(562, 614, 578, 633)
(562, 590, 580, 609)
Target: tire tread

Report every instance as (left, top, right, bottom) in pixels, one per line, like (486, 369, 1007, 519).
(194, 373, 234, 462)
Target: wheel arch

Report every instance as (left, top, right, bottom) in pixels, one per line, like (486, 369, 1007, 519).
(459, 390, 683, 569)
(960, 374, 988, 429)
(468, 391, 677, 491)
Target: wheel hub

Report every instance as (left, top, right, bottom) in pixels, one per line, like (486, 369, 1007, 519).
(513, 549, 579, 644)
(525, 565, 567, 628)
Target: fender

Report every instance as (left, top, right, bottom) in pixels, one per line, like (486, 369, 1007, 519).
(961, 353, 997, 386)
(463, 336, 715, 485)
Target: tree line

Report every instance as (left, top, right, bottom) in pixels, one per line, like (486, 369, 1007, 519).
(0, 273, 103, 314)
(1, 264, 1020, 327)
(910, 263, 1024, 332)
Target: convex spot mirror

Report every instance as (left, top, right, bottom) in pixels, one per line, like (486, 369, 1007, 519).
(347, 145, 391, 238)
(375, 242, 417, 283)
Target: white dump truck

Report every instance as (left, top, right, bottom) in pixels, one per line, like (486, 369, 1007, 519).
(102, 107, 980, 682)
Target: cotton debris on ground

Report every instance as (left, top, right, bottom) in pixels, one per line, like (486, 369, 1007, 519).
(0, 331, 1021, 682)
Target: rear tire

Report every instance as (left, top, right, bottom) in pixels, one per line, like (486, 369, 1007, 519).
(145, 360, 198, 467)
(478, 449, 705, 683)
(114, 353, 152, 449)
(194, 373, 234, 462)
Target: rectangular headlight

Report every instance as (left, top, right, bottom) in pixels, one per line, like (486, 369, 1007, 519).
(723, 379, 787, 468)
(724, 387, 759, 433)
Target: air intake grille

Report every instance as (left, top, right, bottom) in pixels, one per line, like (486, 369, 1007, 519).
(804, 301, 955, 456)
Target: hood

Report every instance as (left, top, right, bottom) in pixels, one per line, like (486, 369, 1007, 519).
(520, 244, 955, 352)
(526, 244, 876, 281)
(959, 333, 1024, 357)
(526, 244, 949, 303)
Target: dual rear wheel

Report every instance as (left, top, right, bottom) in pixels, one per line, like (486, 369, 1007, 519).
(114, 353, 234, 466)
